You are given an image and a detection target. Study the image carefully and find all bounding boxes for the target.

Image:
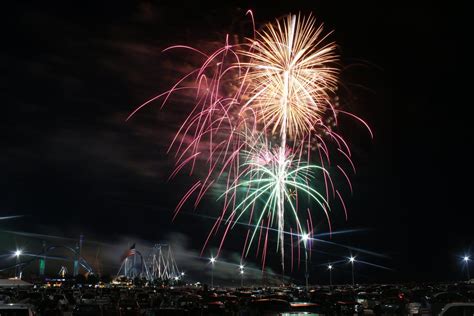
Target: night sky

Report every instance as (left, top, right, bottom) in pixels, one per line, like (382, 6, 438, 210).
(1, 0, 470, 283)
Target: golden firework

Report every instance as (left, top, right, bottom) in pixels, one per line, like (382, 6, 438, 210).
(241, 14, 339, 140)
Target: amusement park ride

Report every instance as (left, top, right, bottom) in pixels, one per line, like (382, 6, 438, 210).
(0, 235, 93, 279)
(0, 235, 182, 284)
(116, 244, 182, 283)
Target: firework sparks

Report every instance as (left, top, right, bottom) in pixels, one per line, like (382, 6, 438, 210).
(128, 11, 371, 272)
(221, 141, 331, 261)
(236, 14, 339, 270)
(240, 13, 339, 140)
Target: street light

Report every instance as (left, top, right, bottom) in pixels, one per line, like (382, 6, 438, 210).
(328, 264, 333, 288)
(463, 256, 471, 280)
(14, 249, 22, 279)
(210, 257, 216, 288)
(349, 256, 355, 286)
(302, 233, 310, 291)
(238, 264, 245, 287)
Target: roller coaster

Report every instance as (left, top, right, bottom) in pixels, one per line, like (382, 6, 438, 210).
(116, 244, 181, 282)
(0, 235, 93, 278)
(0, 235, 181, 283)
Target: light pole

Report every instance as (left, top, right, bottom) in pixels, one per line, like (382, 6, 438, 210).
(328, 264, 333, 288)
(463, 256, 470, 280)
(14, 249, 22, 279)
(302, 233, 310, 291)
(210, 257, 216, 288)
(349, 256, 355, 286)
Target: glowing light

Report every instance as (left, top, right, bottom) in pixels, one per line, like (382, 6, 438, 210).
(210, 257, 216, 264)
(328, 264, 333, 270)
(14, 250, 22, 257)
(239, 265, 244, 270)
(240, 270, 244, 274)
(464, 256, 470, 262)
(302, 233, 310, 242)
(181, 272, 185, 276)
(349, 256, 355, 263)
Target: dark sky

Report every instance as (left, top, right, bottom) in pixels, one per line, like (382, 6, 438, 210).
(1, 0, 470, 283)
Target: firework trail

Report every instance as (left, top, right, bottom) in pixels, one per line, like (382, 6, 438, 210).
(128, 11, 372, 271)
(238, 14, 340, 270)
(218, 134, 331, 267)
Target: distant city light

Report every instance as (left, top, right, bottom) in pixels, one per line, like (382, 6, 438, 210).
(464, 256, 470, 262)
(328, 264, 333, 270)
(210, 257, 216, 264)
(239, 265, 244, 270)
(14, 250, 22, 257)
(349, 256, 355, 263)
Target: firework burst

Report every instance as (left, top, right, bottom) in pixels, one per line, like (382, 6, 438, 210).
(224, 139, 331, 260)
(240, 13, 339, 140)
(128, 11, 371, 272)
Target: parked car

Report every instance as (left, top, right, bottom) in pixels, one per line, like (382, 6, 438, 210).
(0, 303, 36, 316)
(73, 303, 102, 316)
(248, 298, 291, 315)
(439, 302, 474, 315)
(430, 292, 466, 315)
(80, 293, 96, 305)
(118, 299, 140, 316)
